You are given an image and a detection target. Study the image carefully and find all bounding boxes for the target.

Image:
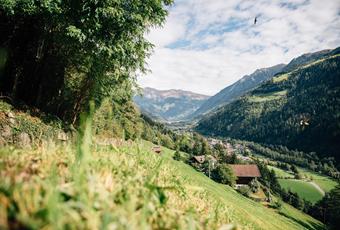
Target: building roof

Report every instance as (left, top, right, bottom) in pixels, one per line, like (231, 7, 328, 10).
(229, 164, 261, 177)
(152, 146, 162, 153)
(192, 155, 206, 164)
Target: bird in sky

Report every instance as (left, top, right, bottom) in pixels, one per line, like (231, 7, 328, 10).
(254, 17, 258, 25)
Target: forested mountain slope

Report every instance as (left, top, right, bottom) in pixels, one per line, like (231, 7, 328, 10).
(191, 64, 285, 118)
(134, 87, 209, 121)
(196, 52, 340, 162)
(192, 49, 338, 120)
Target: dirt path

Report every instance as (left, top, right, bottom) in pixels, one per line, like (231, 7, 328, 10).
(309, 181, 325, 196)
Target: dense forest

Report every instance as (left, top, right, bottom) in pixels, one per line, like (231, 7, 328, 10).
(196, 52, 340, 164)
(0, 0, 172, 124)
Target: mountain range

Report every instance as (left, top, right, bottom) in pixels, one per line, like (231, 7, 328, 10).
(134, 87, 209, 121)
(190, 64, 286, 118)
(196, 47, 340, 162)
(136, 49, 339, 123)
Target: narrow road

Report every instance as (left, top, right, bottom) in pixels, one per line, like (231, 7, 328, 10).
(309, 181, 325, 196)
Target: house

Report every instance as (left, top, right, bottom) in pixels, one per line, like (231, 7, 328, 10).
(224, 142, 235, 155)
(191, 155, 217, 164)
(152, 146, 162, 154)
(229, 164, 261, 185)
(191, 155, 206, 164)
(237, 155, 252, 162)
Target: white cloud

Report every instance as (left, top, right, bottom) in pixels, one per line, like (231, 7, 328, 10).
(138, 0, 340, 95)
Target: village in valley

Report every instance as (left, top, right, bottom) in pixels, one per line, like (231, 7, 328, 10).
(186, 138, 267, 202)
(150, 134, 339, 210)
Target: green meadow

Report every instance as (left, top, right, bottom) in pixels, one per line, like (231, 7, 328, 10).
(298, 167, 338, 193)
(267, 164, 338, 204)
(267, 165, 294, 178)
(278, 179, 324, 203)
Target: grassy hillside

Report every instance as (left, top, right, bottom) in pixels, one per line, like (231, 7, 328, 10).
(196, 52, 340, 163)
(0, 100, 327, 229)
(0, 138, 325, 229)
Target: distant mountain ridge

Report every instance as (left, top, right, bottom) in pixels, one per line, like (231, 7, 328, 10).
(282, 49, 332, 72)
(192, 48, 338, 119)
(191, 64, 286, 118)
(135, 48, 338, 123)
(134, 87, 209, 121)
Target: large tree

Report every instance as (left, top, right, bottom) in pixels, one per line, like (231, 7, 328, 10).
(0, 0, 172, 122)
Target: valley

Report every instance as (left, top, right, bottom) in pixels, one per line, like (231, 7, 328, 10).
(0, 1, 339, 229)
(133, 47, 340, 229)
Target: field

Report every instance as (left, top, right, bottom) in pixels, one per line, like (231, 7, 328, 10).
(267, 165, 294, 178)
(298, 167, 338, 193)
(0, 139, 325, 230)
(278, 179, 324, 203)
(268, 165, 338, 203)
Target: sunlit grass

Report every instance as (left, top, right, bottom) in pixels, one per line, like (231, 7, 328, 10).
(272, 74, 289, 83)
(248, 90, 287, 103)
(278, 179, 324, 203)
(267, 166, 294, 179)
(298, 167, 338, 193)
(0, 139, 233, 229)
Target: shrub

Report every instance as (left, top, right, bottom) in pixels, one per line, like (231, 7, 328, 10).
(250, 178, 260, 193)
(294, 173, 303, 179)
(213, 164, 236, 186)
(238, 185, 250, 197)
(271, 199, 283, 210)
(173, 150, 181, 161)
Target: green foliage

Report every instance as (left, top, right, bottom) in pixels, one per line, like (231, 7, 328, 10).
(312, 185, 340, 229)
(173, 150, 181, 161)
(245, 141, 339, 179)
(271, 199, 283, 210)
(249, 178, 260, 193)
(0, 103, 326, 230)
(213, 164, 236, 186)
(291, 165, 299, 174)
(237, 185, 250, 197)
(0, 0, 173, 121)
(257, 160, 281, 193)
(0, 100, 64, 146)
(294, 173, 303, 179)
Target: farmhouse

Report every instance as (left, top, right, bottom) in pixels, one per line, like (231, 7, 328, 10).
(229, 164, 261, 185)
(191, 155, 206, 164)
(152, 146, 162, 154)
(190, 155, 217, 166)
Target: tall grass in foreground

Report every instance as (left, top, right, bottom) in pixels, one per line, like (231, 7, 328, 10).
(0, 111, 234, 229)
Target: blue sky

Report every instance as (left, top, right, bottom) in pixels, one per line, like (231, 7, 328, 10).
(138, 0, 340, 95)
